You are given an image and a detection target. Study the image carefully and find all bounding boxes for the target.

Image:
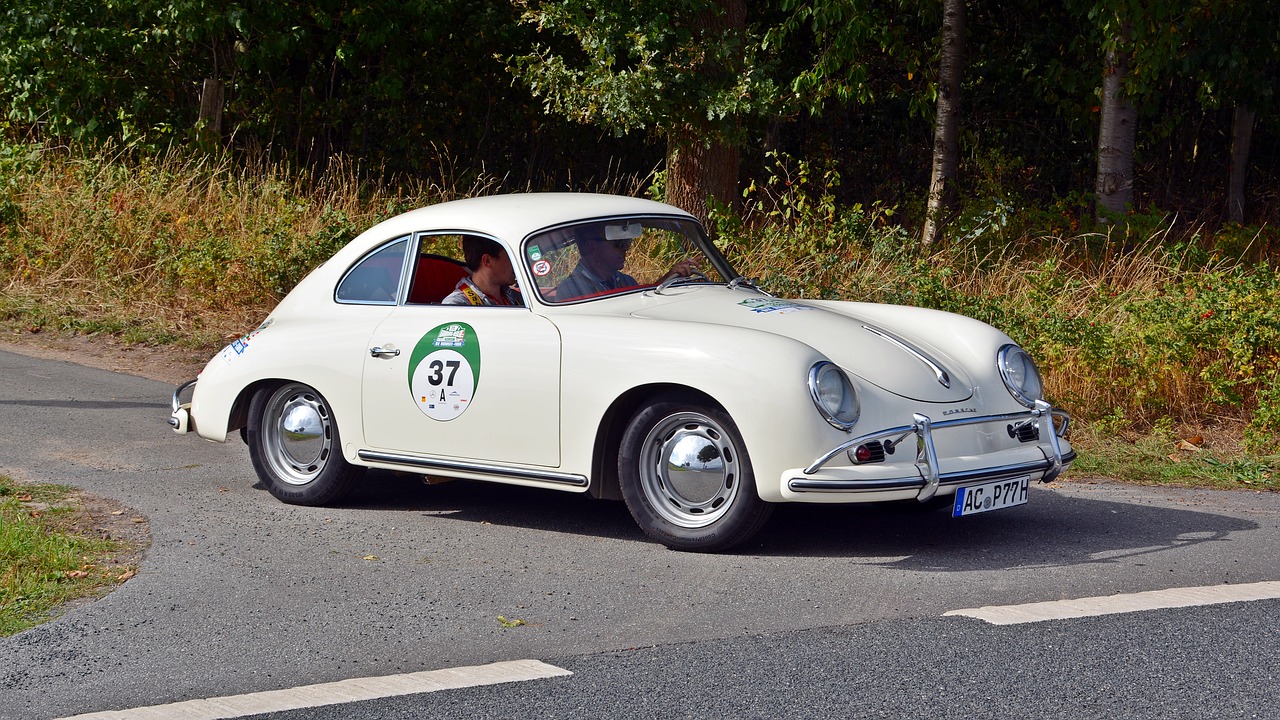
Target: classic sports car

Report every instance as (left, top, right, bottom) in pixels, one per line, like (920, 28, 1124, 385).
(170, 193, 1073, 552)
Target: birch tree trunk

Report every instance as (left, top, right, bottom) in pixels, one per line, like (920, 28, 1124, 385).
(1094, 24, 1136, 222)
(1227, 105, 1255, 223)
(922, 0, 965, 246)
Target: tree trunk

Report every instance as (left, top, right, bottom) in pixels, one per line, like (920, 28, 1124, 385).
(665, 129, 741, 231)
(922, 0, 965, 246)
(198, 78, 224, 137)
(1094, 26, 1137, 223)
(1227, 105, 1255, 224)
(662, 0, 745, 230)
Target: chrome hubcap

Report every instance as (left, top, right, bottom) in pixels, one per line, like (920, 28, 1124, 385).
(263, 384, 333, 485)
(639, 412, 740, 528)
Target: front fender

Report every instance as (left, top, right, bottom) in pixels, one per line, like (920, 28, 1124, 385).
(555, 315, 852, 502)
(189, 309, 387, 455)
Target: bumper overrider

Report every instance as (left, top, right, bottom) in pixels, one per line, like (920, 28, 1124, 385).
(169, 378, 198, 433)
(788, 400, 1074, 501)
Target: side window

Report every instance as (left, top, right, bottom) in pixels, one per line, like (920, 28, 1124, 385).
(335, 236, 409, 304)
(406, 234, 470, 304)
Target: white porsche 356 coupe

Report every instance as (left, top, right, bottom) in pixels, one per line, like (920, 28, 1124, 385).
(171, 193, 1073, 551)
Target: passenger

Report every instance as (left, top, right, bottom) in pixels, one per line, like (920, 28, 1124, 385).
(555, 227, 699, 300)
(441, 236, 524, 306)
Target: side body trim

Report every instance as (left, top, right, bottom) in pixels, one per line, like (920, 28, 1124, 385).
(357, 449, 589, 488)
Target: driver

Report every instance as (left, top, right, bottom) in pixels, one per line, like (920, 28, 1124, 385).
(555, 227, 700, 300)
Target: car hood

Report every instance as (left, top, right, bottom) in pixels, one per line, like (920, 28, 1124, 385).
(625, 288, 976, 402)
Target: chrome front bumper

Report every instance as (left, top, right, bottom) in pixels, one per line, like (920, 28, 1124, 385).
(789, 400, 1073, 501)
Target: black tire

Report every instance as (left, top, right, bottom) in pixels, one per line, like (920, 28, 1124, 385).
(618, 393, 773, 552)
(246, 382, 364, 506)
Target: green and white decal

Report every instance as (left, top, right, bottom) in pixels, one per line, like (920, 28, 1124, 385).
(408, 322, 481, 421)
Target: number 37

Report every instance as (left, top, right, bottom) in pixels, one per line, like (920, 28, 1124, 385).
(427, 356, 463, 384)
(427, 359, 460, 386)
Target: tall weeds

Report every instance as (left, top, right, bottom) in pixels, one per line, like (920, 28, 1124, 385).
(2, 142, 1278, 451)
(1, 143, 462, 340)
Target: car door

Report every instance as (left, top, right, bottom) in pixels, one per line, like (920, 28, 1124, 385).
(360, 304, 562, 468)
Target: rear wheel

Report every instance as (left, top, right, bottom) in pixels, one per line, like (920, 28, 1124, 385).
(618, 394, 773, 552)
(246, 382, 363, 505)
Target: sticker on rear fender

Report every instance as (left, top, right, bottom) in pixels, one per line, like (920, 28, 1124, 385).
(953, 476, 1030, 517)
(220, 317, 274, 364)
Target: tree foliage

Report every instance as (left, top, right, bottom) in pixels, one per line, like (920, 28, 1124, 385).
(508, 0, 779, 142)
(0, 0, 1277, 228)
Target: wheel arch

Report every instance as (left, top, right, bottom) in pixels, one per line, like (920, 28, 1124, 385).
(229, 379, 287, 438)
(588, 383, 721, 501)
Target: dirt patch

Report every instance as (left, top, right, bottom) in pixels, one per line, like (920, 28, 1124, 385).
(0, 327, 213, 385)
(58, 487, 153, 557)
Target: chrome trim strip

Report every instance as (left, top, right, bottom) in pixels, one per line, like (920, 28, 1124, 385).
(788, 477, 923, 492)
(863, 325, 951, 388)
(357, 450, 589, 488)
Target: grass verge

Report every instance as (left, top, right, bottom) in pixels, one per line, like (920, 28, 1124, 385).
(1067, 426, 1278, 491)
(0, 475, 146, 637)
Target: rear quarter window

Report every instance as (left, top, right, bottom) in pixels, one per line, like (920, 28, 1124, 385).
(335, 236, 409, 304)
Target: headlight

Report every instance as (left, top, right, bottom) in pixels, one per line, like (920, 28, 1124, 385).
(998, 345, 1044, 408)
(809, 361, 860, 430)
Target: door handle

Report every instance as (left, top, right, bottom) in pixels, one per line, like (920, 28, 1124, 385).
(370, 346, 400, 358)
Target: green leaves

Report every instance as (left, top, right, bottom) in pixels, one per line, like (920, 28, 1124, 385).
(508, 0, 779, 142)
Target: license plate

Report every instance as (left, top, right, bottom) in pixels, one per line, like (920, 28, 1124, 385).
(952, 476, 1030, 517)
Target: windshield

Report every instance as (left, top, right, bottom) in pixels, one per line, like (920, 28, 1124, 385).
(522, 216, 733, 304)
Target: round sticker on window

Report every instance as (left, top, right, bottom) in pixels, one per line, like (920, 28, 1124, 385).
(408, 323, 481, 421)
(532, 259, 552, 277)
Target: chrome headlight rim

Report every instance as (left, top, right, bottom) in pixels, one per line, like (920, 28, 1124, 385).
(998, 344, 1044, 408)
(808, 361, 860, 431)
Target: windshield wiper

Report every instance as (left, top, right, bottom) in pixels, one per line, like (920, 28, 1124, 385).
(727, 276, 771, 295)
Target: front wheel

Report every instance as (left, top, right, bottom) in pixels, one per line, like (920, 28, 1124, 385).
(618, 394, 773, 552)
(246, 382, 364, 505)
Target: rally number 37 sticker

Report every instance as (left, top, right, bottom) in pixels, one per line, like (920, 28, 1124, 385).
(408, 322, 481, 421)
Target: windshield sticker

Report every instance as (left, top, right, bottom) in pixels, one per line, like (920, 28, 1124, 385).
(220, 318, 274, 364)
(408, 322, 481, 421)
(528, 245, 542, 261)
(532, 259, 552, 277)
(737, 298, 816, 315)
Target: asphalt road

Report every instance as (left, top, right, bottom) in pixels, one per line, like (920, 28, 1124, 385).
(1, 348, 1277, 719)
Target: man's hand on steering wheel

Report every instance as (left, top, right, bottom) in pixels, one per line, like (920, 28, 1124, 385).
(658, 258, 702, 283)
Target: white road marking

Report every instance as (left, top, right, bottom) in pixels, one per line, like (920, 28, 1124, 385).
(945, 580, 1280, 625)
(58, 659, 572, 720)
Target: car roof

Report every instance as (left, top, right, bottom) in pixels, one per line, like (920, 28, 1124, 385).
(355, 193, 697, 247)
